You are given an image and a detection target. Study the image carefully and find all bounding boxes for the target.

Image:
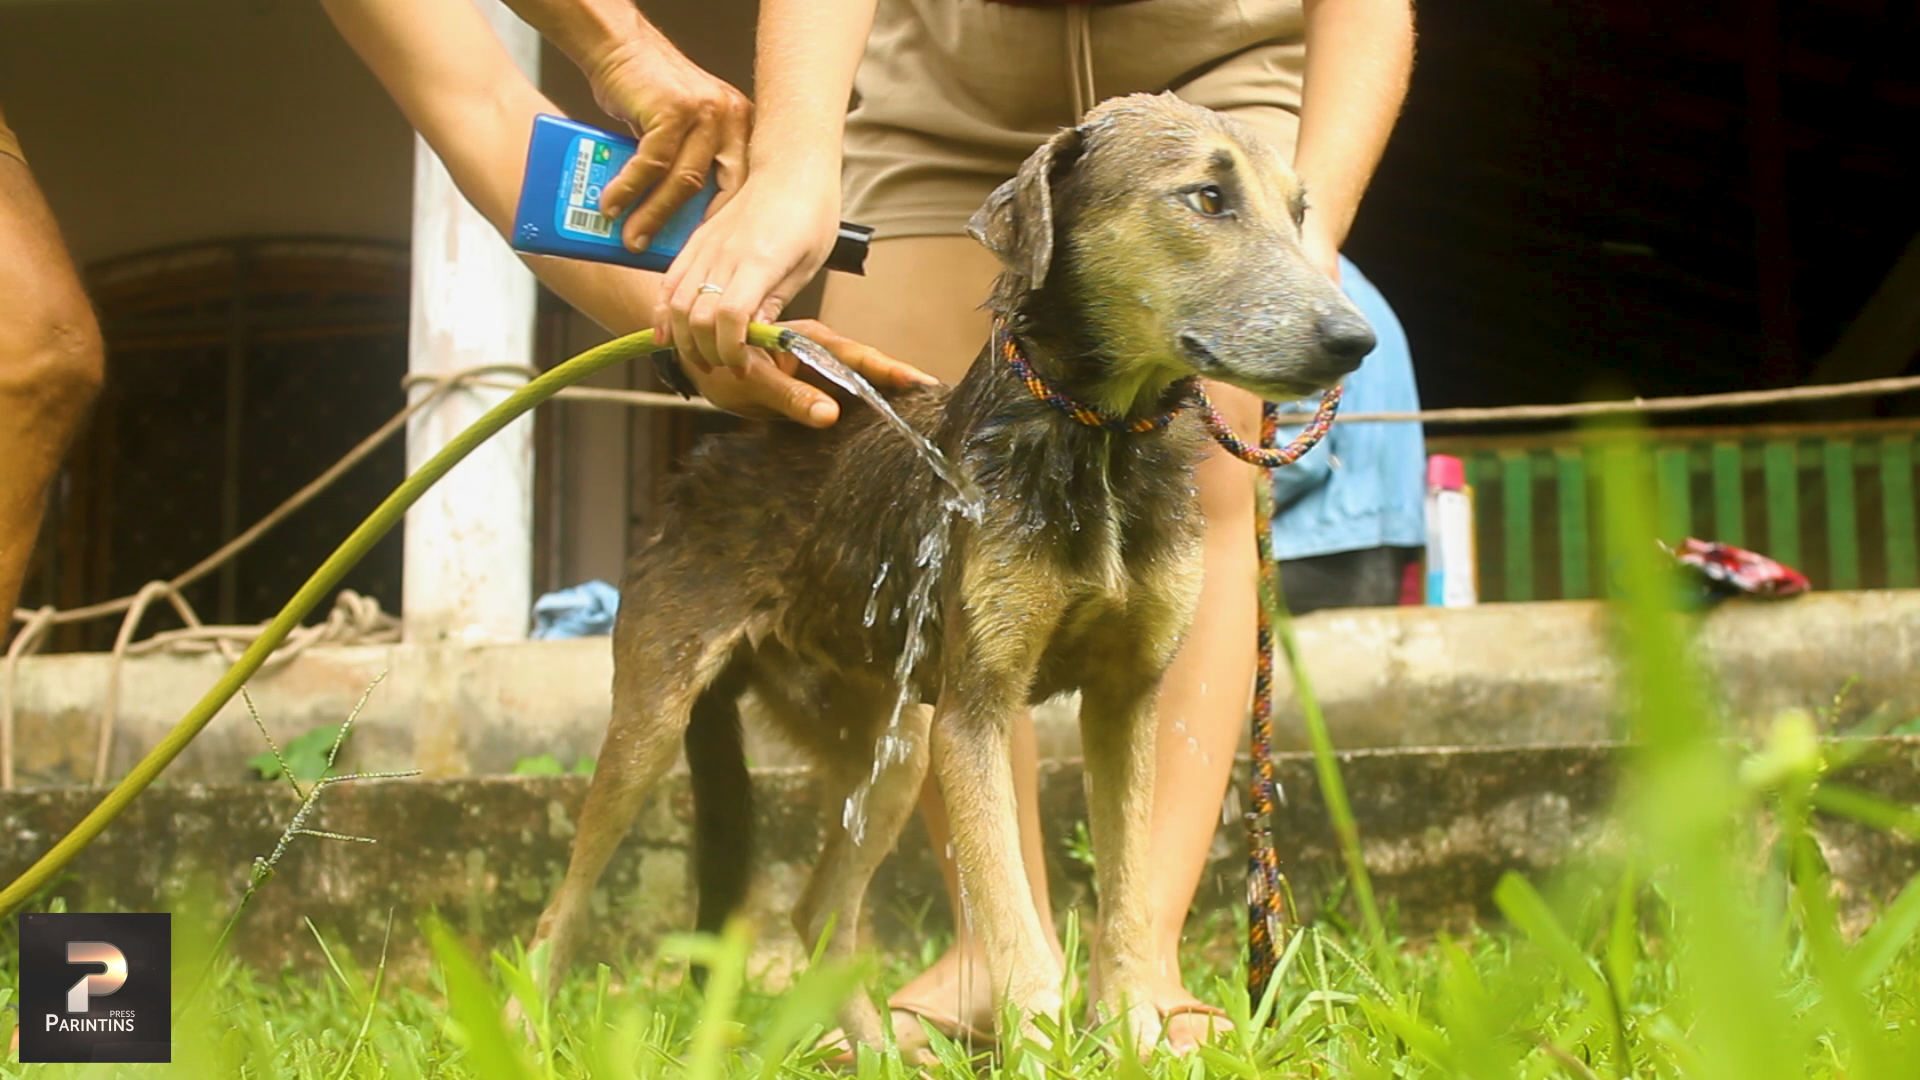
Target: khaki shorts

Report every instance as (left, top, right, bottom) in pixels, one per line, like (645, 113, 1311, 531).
(844, 0, 1306, 239)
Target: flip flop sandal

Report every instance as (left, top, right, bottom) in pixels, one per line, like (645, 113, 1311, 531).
(1087, 999, 1234, 1053)
(816, 1003, 994, 1066)
(1158, 1002, 1234, 1054)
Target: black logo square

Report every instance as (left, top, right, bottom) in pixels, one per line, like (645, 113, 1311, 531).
(17, 912, 171, 1063)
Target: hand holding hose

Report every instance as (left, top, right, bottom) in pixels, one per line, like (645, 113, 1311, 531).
(652, 162, 842, 374)
(671, 317, 937, 427)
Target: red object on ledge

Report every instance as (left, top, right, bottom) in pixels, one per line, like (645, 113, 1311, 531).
(1669, 538, 1811, 599)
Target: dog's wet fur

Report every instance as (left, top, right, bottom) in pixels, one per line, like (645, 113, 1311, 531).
(525, 93, 1373, 1051)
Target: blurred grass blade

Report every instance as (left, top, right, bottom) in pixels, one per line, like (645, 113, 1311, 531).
(752, 956, 866, 1080)
(330, 909, 394, 1080)
(1851, 873, 1920, 990)
(1494, 871, 1636, 1080)
(1359, 998, 1453, 1071)
(492, 943, 554, 1065)
(425, 915, 536, 1080)
(1493, 873, 1610, 1007)
(1810, 783, 1920, 838)
(661, 918, 753, 1080)
(1598, 434, 1800, 1080)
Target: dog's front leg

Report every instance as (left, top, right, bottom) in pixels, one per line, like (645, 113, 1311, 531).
(1079, 671, 1165, 1051)
(932, 670, 1065, 1042)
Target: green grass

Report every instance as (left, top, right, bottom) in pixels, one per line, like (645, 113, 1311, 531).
(2, 879, 1915, 1079)
(5, 439, 1920, 1077)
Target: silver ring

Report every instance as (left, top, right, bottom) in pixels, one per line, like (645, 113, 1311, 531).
(696, 282, 724, 296)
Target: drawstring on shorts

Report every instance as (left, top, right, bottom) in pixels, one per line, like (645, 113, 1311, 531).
(1065, 5, 1098, 121)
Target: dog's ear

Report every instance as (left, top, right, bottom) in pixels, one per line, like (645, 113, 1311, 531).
(967, 125, 1085, 290)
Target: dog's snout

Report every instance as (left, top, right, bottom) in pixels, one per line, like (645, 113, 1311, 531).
(1315, 311, 1376, 372)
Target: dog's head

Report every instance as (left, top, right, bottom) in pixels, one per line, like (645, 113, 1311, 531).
(968, 93, 1374, 407)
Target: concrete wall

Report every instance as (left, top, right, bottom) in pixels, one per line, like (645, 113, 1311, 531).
(1266, 589, 1920, 750)
(4, 742, 1915, 975)
(7, 591, 1918, 787)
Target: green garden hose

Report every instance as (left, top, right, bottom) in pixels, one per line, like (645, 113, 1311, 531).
(0, 324, 794, 915)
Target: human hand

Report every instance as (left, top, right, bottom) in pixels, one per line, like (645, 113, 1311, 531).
(673, 318, 938, 427)
(1301, 216, 1343, 284)
(586, 37, 752, 253)
(654, 166, 840, 372)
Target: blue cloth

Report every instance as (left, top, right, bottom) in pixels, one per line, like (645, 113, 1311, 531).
(531, 580, 621, 639)
(1269, 256, 1427, 561)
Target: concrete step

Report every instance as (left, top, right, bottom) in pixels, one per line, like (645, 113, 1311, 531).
(4, 739, 1914, 975)
(8, 590, 1918, 786)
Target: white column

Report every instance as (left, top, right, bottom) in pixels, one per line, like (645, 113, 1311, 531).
(402, 0, 540, 644)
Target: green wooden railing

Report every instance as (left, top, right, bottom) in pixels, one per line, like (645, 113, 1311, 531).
(1427, 419, 1920, 603)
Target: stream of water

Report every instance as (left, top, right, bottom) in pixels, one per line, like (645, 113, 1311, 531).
(784, 336, 984, 510)
(782, 335, 984, 846)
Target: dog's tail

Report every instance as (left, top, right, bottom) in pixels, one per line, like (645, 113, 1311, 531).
(686, 651, 753, 973)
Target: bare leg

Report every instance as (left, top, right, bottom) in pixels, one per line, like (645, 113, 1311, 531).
(0, 132, 104, 629)
(1137, 384, 1261, 1050)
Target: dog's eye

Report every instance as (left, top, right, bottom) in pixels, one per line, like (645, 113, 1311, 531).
(1182, 185, 1229, 217)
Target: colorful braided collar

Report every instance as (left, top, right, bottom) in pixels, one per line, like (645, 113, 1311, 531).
(995, 321, 1344, 466)
(997, 325, 1191, 433)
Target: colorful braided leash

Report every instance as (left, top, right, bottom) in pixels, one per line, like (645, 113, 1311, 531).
(1244, 399, 1290, 1013)
(998, 326, 1337, 1013)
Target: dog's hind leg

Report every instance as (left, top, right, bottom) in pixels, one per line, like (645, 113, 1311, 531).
(527, 619, 749, 992)
(793, 700, 932, 1050)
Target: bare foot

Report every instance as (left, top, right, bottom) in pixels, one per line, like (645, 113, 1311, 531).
(1088, 951, 1232, 1056)
(819, 940, 999, 1061)
(887, 940, 999, 1037)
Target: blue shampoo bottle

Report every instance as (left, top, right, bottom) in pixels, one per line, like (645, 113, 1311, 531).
(512, 114, 871, 274)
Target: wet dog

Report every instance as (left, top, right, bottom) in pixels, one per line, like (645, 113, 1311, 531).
(524, 92, 1372, 1050)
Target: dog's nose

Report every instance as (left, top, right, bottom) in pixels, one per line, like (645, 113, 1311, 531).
(1315, 311, 1376, 372)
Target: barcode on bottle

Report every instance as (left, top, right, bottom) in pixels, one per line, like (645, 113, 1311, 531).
(565, 207, 613, 238)
(569, 139, 592, 206)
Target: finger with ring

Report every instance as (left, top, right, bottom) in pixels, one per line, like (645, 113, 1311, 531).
(697, 282, 725, 296)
